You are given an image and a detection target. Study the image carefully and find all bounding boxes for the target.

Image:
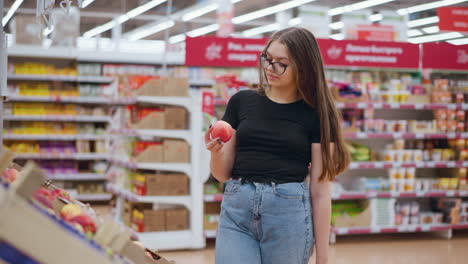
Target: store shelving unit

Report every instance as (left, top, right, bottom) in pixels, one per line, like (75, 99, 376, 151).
(108, 90, 208, 251)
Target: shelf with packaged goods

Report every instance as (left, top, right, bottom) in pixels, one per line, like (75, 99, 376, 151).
(343, 132, 468, 140)
(136, 230, 196, 251)
(107, 183, 191, 209)
(3, 115, 111, 123)
(7, 74, 115, 83)
(348, 161, 468, 169)
(204, 194, 224, 202)
(74, 193, 112, 202)
(113, 128, 192, 145)
(333, 223, 468, 236)
(135, 96, 192, 111)
(214, 98, 468, 110)
(204, 230, 217, 239)
(331, 190, 468, 200)
(3, 134, 107, 141)
(108, 157, 192, 176)
(47, 173, 107, 181)
(14, 153, 109, 160)
(6, 96, 135, 105)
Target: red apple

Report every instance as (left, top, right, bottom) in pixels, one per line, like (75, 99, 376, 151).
(210, 121, 233, 143)
(68, 214, 97, 234)
(33, 188, 53, 209)
(60, 204, 83, 221)
(2, 168, 19, 183)
(51, 188, 71, 201)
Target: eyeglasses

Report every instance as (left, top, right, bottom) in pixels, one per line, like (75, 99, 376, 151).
(260, 54, 289, 75)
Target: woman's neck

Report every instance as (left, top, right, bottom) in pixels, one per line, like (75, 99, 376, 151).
(266, 86, 301, 104)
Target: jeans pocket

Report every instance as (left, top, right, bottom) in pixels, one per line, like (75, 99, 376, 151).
(273, 182, 305, 200)
(223, 179, 241, 196)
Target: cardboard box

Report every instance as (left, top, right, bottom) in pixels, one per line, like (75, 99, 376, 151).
(406, 95, 431, 104)
(165, 208, 189, 231)
(164, 107, 187, 130)
(204, 203, 221, 215)
(163, 139, 190, 163)
(146, 173, 189, 196)
(133, 77, 189, 97)
(333, 201, 371, 228)
(135, 143, 163, 163)
(133, 111, 165, 130)
(143, 209, 166, 232)
(15, 16, 42, 45)
(204, 214, 219, 231)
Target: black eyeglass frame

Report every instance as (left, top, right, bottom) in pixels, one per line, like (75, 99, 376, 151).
(259, 53, 289, 75)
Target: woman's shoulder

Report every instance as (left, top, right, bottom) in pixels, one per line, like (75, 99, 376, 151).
(230, 89, 260, 102)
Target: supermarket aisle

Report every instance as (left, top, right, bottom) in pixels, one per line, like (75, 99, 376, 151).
(160, 232, 468, 264)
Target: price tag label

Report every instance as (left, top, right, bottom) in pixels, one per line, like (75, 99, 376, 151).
(394, 133, 402, 139)
(373, 103, 382, 109)
(390, 103, 399, 109)
(447, 161, 455, 168)
(337, 228, 348, 235)
(415, 133, 424, 139)
(371, 227, 380, 233)
(415, 104, 423, 109)
(447, 104, 456, 110)
(416, 191, 425, 197)
(397, 226, 407, 232)
(459, 191, 468, 196)
(446, 191, 455, 197)
(374, 162, 384, 168)
(368, 191, 377, 198)
(447, 133, 456, 139)
(421, 225, 431, 232)
(408, 225, 417, 232)
(426, 162, 435, 168)
(357, 132, 367, 139)
(357, 102, 366, 108)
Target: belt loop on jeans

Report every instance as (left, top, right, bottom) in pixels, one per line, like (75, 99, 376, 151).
(271, 182, 276, 188)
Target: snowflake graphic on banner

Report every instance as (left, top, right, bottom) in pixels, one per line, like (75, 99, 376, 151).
(327, 45, 342, 60)
(205, 43, 223, 61)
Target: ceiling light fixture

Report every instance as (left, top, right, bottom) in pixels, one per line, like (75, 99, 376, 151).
(407, 16, 439, 28)
(330, 33, 344, 40)
(83, 0, 167, 38)
(329, 0, 396, 16)
(446, 37, 468, 45)
(407, 29, 423, 37)
(369, 13, 383, 22)
(2, 0, 25, 27)
(242, 23, 280, 37)
(408, 32, 463, 44)
(232, 0, 316, 24)
(422, 26, 440, 34)
(169, 34, 186, 44)
(397, 0, 468, 15)
(181, 0, 243, 22)
(127, 20, 175, 41)
(186, 24, 220, 37)
(81, 0, 96, 8)
(329, 22, 344, 30)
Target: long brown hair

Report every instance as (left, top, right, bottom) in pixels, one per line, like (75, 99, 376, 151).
(258, 27, 350, 181)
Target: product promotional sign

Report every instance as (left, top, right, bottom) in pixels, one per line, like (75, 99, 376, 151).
(185, 36, 269, 67)
(438, 6, 468, 33)
(356, 24, 396, 42)
(316, 39, 420, 69)
(422, 42, 468, 71)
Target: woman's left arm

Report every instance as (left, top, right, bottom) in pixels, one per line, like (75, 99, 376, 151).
(309, 143, 332, 264)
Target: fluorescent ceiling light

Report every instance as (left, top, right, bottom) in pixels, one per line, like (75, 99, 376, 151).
(232, 0, 316, 24)
(289, 17, 302, 26)
(169, 34, 186, 44)
(330, 33, 344, 40)
(242, 23, 280, 37)
(182, 0, 243, 22)
(408, 32, 463, 44)
(329, 22, 344, 30)
(407, 29, 423, 37)
(446, 37, 468, 45)
(83, 0, 167, 38)
(2, 0, 24, 27)
(369, 13, 383, 22)
(329, 0, 396, 16)
(81, 0, 96, 8)
(128, 20, 175, 41)
(422, 26, 440, 34)
(187, 24, 220, 37)
(397, 0, 468, 15)
(407, 16, 439, 28)
(182, 3, 218, 21)
(127, 0, 167, 18)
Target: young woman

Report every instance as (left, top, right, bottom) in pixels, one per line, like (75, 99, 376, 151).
(205, 27, 350, 264)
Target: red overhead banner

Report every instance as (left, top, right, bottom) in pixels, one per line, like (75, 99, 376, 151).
(356, 24, 396, 42)
(185, 36, 268, 67)
(316, 39, 420, 69)
(422, 42, 468, 71)
(438, 7, 468, 33)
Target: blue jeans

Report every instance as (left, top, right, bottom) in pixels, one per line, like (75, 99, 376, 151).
(215, 179, 314, 264)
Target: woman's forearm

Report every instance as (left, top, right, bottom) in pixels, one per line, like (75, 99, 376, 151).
(210, 152, 233, 183)
(311, 186, 331, 263)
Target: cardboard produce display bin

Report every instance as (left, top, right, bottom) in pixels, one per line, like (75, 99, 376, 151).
(133, 110, 166, 130)
(164, 107, 187, 130)
(333, 201, 371, 228)
(134, 142, 164, 163)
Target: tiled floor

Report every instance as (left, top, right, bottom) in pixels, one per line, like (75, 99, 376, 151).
(159, 231, 468, 264)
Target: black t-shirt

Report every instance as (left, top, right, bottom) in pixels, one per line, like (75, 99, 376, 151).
(222, 89, 321, 183)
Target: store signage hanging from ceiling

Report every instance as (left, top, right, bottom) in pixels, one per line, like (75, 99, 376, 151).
(355, 24, 396, 42)
(422, 42, 468, 71)
(438, 6, 468, 33)
(185, 36, 268, 67)
(317, 39, 420, 69)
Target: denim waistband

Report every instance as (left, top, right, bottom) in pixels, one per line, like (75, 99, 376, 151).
(232, 177, 304, 185)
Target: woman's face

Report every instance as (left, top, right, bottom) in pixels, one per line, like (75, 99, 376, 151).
(263, 40, 296, 89)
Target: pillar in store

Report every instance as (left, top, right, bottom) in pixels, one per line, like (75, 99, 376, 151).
(216, 0, 233, 37)
(276, 10, 292, 29)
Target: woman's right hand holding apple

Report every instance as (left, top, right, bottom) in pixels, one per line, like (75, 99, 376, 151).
(205, 126, 224, 153)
